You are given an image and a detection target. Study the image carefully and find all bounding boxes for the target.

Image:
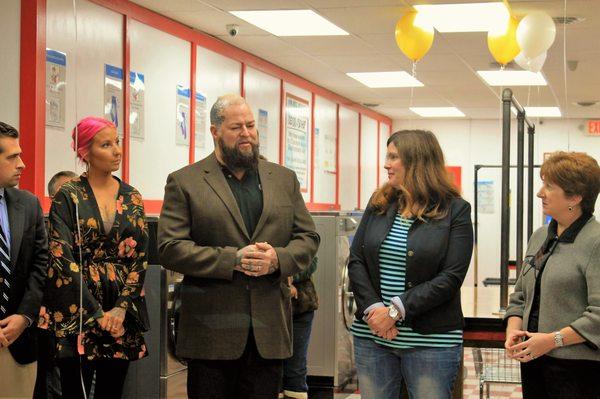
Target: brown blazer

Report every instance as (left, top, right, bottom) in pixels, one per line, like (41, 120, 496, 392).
(158, 153, 319, 360)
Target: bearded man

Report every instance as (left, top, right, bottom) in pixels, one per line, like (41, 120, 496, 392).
(158, 94, 319, 399)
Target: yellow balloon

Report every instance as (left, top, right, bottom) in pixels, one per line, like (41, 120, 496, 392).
(488, 16, 520, 65)
(395, 11, 434, 62)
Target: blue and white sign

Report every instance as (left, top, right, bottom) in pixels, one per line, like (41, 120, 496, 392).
(194, 91, 207, 149)
(46, 49, 67, 128)
(175, 85, 190, 146)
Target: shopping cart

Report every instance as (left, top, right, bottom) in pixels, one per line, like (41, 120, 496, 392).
(471, 348, 521, 399)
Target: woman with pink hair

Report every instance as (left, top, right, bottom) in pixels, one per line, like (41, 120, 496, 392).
(45, 117, 149, 399)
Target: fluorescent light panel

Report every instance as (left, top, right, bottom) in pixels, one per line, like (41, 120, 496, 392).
(518, 107, 562, 117)
(347, 71, 423, 88)
(410, 107, 465, 117)
(414, 2, 509, 33)
(230, 10, 348, 36)
(477, 70, 547, 86)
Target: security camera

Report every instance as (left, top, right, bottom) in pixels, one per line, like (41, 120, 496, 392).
(226, 24, 239, 37)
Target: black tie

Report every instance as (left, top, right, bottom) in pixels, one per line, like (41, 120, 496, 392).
(0, 202, 10, 319)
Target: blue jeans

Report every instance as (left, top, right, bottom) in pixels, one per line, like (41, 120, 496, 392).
(354, 336, 461, 399)
(283, 311, 315, 392)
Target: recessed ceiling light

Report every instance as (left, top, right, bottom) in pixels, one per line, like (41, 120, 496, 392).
(523, 107, 562, 117)
(230, 10, 349, 36)
(477, 70, 547, 86)
(347, 71, 424, 88)
(409, 107, 465, 117)
(414, 2, 509, 33)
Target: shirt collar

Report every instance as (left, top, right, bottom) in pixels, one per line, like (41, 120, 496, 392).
(219, 163, 256, 181)
(547, 212, 592, 244)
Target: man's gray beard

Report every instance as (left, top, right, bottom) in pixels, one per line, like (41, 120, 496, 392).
(219, 136, 259, 171)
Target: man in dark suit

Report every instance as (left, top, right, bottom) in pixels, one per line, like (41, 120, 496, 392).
(0, 122, 48, 398)
(158, 94, 319, 399)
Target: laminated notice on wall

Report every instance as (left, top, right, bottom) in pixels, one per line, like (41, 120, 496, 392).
(176, 85, 190, 146)
(258, 109, 268, 156)
(46, 49, 67, 129)
(315, 126, 336, 174)
(477, 180, 495, 214)
(130, 72, 145, 140)
(104, 64, 124, 137)
(284, 94, 310, 192)
(194, 92, 206, 149)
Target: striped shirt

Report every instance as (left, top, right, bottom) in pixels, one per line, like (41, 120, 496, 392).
(351, 215, 462, 348)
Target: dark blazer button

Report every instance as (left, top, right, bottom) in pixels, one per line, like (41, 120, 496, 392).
(407, 250, 414, 257)
(407, 282, 413, 288)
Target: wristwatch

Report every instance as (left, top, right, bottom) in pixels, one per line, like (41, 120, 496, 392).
(388, 304, 401, 321)
(553, 331, 564, 347)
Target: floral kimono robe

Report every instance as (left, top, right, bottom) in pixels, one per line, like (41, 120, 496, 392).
(45, 175, 149, 361)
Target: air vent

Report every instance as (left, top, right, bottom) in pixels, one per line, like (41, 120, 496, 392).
(361, 103, 380, 108)
(552, 16, 585, 25)
(573, 101, 598, 107)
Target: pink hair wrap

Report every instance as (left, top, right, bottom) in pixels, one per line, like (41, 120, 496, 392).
(71, 117, 116, 160)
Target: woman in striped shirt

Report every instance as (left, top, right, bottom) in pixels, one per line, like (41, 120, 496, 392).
(348, 130, 473, 399)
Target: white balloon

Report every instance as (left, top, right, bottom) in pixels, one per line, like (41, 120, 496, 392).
(513, 51, 547, 73)
(526, 51, 547, 73)
(516, 11, 556, 59)
(513, 51, 529, 70)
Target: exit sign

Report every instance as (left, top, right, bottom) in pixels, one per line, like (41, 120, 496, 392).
(587, 120, 600, 135)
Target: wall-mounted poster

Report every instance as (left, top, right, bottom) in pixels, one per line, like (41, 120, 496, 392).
(104, 65, 145, 139)
(315, 126, 336, 174)
(258, 109, 268, 156)
(129, 71, 145, 139)
(477, 179, 495, 214)
(46, 49, 66, 128)
(284, 94, 310, 192)
(104, 64, 124, 136)
(175, 85, 190, 146)
(194, 92, 206, 149)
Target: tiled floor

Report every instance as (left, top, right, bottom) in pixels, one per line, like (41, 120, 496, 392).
(321, 348, 523, 399)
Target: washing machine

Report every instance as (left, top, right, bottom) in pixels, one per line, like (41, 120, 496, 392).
(307, 212, 362, 391)
(122, 219, 187, 399)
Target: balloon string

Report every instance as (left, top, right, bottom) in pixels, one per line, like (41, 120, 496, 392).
(563, 0, 569, 150)
(410, 61, 416, 129)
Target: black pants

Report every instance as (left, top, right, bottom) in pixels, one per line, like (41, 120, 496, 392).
(57, 357, 129, 399)
(33, 329, 61, 399)
(187, 332, 283, 399)
(521, 355, 600, 399)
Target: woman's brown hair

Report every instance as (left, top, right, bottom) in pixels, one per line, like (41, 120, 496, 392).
(370, 130, 460, 219)
(540, 151, 600, 214)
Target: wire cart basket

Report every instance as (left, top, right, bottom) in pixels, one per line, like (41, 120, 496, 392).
(472, 348, 522, 398)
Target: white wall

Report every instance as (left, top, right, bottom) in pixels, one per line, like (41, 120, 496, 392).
(339, 108, 359, 210)
(129, 20, 190, 199)
(360, 116, 378, 209)
(379, 123, 390, 187)
(313, 95, 336, 205)
(0, 0, 20, 128)
(393, 118, 600, 286)
(244, 67, 280, 163)
(45, 0, 124, 189)
(195, 47, 241, 160)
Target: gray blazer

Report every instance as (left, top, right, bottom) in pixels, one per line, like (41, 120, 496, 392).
(158, 153, 319, 360)
(505, 216, 600, 361)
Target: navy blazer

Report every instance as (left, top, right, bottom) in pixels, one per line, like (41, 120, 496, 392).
(348, 197, 473, 334)
(5, 188, 48, 364)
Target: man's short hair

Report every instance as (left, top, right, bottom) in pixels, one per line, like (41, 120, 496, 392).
(48, 171, 78, 197)
(210, 94, 248, 129)
(0, 122, 19, 154)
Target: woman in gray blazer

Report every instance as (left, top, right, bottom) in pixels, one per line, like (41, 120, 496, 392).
(505, 151, 600, 399)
